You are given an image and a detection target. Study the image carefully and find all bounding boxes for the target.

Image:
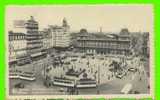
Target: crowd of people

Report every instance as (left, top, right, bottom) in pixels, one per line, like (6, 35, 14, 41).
(44, 52, 147, 85)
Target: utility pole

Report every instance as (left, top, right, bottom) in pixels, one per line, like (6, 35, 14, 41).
(97, 65, 100, 94)
(44, 58, 48, 79)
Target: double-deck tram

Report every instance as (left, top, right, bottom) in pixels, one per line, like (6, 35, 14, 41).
(76, 79, 97, 88)
(9, 70, 36, 81)
(19, 72, 36, 81)
(17, 55, 31, 66)
(53, 77, 75, 87)
(9, 70, 21, 79)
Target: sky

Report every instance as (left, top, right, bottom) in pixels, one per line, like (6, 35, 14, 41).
(6, 5, 153, 33)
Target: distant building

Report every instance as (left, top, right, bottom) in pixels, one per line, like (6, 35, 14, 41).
(142, 32, 149, 57)
(8, 31, 29, 66)
(75, 28, 132, 56)
(40, 28, 52, 53)
(48, 18, 71, 48)
(130, 31, 150, 56)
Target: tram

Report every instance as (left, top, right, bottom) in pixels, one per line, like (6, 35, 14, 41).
(9, 70, 21, 79)
(19, 72, 36, 81)
(53, 77, 75, 87)
(76, 79, 97, 88)
(9, 70, 36, 81)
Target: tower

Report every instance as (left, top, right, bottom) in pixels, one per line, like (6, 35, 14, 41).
(99, 27, 102, 33)
(26, 16, 43, 61)
(62, 17, 68, 27)
(62, 17, 70, 31)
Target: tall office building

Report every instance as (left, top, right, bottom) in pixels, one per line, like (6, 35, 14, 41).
(25, 16, 43, 61)
(49, 18, 71, 48)
(8, 31, 28, 66)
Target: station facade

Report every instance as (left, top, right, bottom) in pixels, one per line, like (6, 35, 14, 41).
(75, 29, 132, 56)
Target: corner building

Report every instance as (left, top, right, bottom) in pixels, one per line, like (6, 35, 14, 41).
(49, 18, 71, 49)
(25, 16, 43, 61)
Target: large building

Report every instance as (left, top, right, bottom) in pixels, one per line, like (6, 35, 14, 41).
(25, 16, 44, 61)
(9, 16, 45, 63)
(74, 28, 132, 56)
(48, 18, 71, 48)
(8, 31, 30, 66)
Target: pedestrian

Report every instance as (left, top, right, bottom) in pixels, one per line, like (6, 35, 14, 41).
(139, 77, 142, 81)
(97, 90, 100, 94)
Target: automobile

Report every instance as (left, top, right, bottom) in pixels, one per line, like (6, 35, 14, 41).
(59, 88, 66, 92)
(128, 68, 137, 72)
(64, 62, 71, 65)
(116, 74, 123, 79)
(14, 82, 24, 88)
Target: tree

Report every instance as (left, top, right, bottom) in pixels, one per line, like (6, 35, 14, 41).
(109, 61, 122, 74)
(80, 28, 88, 33)
(83, 73, 88, 78)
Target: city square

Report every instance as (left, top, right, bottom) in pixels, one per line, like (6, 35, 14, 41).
(7, 5, 151, 96)
(9, 50, 150, 95)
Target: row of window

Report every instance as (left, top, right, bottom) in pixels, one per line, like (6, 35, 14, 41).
(9, 35, 26, 41)
(79, 41, 130, 48)
(86, 49, 130, 55)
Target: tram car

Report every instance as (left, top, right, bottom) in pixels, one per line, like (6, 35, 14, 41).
(19, 72, 36, 81)
(53, 77, 75, 87)
(76, 78, 97, 88)
(9, 70, 21, 79)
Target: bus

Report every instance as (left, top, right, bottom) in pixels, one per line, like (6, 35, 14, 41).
(76, 79, 97, 88)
